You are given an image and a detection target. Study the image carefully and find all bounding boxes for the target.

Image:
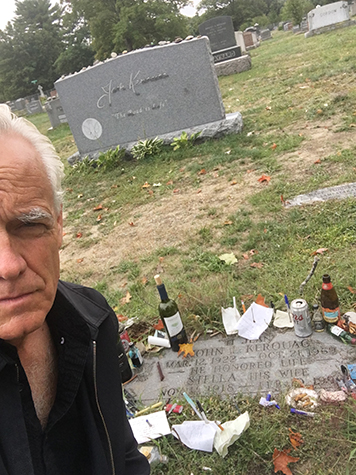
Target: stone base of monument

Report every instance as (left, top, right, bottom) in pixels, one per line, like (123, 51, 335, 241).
(67, 111, 243, 164)
(124, 327, 356, 405)
(305, 19, 356, 38)
(214, 55, 251, 77)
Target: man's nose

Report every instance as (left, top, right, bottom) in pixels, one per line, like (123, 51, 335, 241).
(0, 233, 27, 280)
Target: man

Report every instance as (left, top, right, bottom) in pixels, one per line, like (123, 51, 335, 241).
(0, 104, 150, 475)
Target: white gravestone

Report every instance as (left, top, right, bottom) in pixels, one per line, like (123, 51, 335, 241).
(307, 1, 349, 31)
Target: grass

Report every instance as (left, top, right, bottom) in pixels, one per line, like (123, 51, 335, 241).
(27, 27, 356, 474)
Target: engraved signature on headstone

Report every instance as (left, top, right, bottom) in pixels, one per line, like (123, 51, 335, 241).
(97, 71, 169, 109)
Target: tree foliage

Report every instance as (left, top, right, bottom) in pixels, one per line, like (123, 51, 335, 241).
(281, 0, 313, 24)
(71, 0, 190, 59)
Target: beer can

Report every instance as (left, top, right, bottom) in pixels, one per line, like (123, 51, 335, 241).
(290, 299, 312, 338)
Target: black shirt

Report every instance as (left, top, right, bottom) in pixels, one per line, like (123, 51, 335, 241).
(0, 311, 93, 474)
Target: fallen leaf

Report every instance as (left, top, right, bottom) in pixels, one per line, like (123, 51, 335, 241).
(250, 262, 263, 269)
(142, 182, 150, 188)
(148, 189, 154, 196)
(198, 169, 207, 175)
(62, 232, 67, 237)
(111, 184, 118, 188)
(311, 247, 328, 255)
(141, 276, 148, 286)
(159, 257, 164, 262)
(96, 214, 102, 222)
(314, 159, 321, 164)
(77, 193, 83, 198)
(271, 143, 277, 150)
(255, 293, 269, 307)
(116, 314, 128, 322)
(231, 180, 237, 185)
(179, 167, 185, 172)
(76, 232, 82, 238)
(350, 124, 356, 128)
(224, 220, 233, 225)
(93, 204, 103, 211)
(317, 109, 323, 114)
(281, 195, 285, 205)
(264, 228, 267, 233)
(153, 320, 165, 330)
(258, 174, 271, 183)
(128, 222, 135, 226)
(249, 249, 258, 256)
(347, 286, 356, 294)
(166, 180, 173, 185)
(76, 258, 84, 263)
(266, 106, 271, 110)
(120, 291, 132, 305)
(178, 342, 195, 358)
(225, 149, 231, 154)
(219, 253, 237, 265)
(242, 253, 249, 260)
(273, 448, 299, 475)
(173, 189, 180, 193)
(197, 189, 202, 194)
(288, 428, 304, 449)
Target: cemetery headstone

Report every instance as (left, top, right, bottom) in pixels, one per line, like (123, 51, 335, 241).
(260, 29, 272, 40)
(198, 16, 236, 52)
(55, 38, 241, 159)
(127, 328, 356, 404)
(25, 99, 43, 115)
(306, 1, 351, 37)
(45, 97, 68, 129)
(234, 31, 246, 53)
(14, 98, 26, 111)
(242, 31, 254, 48)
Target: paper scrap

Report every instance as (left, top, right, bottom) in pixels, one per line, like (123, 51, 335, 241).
(236, 302, 273, 340)
(213, 412, 250, 457)
(273, 310, 294, 328)
(129, 410, 171, 444)
(222, 306, 241, 335)
(172, 420, 218, 452)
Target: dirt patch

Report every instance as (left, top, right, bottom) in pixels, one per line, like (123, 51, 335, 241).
(60, 122, 356, 286)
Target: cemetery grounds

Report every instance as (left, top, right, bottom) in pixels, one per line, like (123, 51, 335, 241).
(31, 28, 356, 475)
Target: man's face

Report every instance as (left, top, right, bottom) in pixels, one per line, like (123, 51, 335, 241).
(0, 133, 63, 344)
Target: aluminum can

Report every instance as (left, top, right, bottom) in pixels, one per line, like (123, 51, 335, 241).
(291, 299, 312, 337)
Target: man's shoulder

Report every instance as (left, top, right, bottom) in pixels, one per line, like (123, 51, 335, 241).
(56, 280, 117, 331)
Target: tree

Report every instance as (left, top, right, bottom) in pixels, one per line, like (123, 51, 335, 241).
(70, 0, 189, 59)
(0, 0, 65, 101)
(54, 1, 95, 75)
(281, 0, 313, 25)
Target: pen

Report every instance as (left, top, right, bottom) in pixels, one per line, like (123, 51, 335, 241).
(196, 400, 209, 424)
(135, 401, 163, 416)
(183, 392, 203, 420)
(290, 408, 315, 417)
(241, 300, 246, 314)
(157, 362, 164, 381)
(146, 419, 152, 427)
(284, 294, 292, 322)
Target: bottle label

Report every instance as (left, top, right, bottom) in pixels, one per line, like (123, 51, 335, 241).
(331, 325, 344, 336)
(322, 282, 333, 290)
(164, 312, 183, 337)
(322, 306, 340, 323)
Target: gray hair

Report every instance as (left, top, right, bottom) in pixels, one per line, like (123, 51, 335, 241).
(0, 104, 64, 214)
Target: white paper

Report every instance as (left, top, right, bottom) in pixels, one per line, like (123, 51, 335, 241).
(273, 309, 294, 328)
(171, 420, 218, 452)
(129, 410, 171, 444)
(222, 306, 241, 335)
(236, 302, 273, 340)
(213, 412, 250, 457)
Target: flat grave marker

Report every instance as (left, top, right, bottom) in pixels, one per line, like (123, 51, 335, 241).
(127, 328, 356, 404)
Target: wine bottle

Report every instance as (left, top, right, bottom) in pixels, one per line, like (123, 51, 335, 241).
(154, 275, 187, 351)
(327, 324, 356, 345)
(320, 274, 340, 324)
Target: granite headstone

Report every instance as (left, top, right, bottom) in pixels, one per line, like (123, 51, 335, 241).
(198, 16, 236, 52)
(25, 99, 43, 115)
(127, 328, 356, 404)
(55, 38, 225, 157)
(307, 1, 349, 32)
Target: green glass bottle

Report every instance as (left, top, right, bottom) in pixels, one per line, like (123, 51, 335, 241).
(154, 275, 187, 352)
(327, 324, 356, 345)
